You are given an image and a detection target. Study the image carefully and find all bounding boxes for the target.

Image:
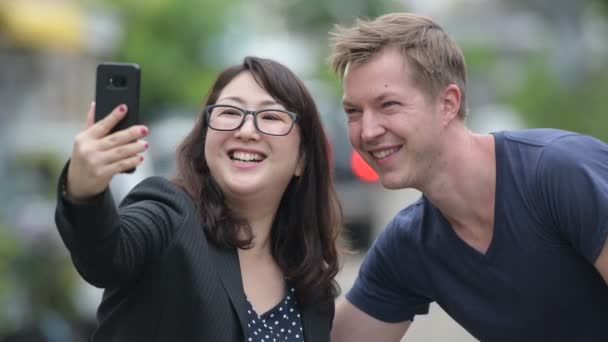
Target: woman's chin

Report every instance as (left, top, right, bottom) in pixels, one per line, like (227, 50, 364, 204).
(224, 183, 262, 197)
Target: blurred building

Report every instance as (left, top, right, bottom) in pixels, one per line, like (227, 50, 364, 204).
(0, 1, 123, 339)
(0, 0, 117, 124)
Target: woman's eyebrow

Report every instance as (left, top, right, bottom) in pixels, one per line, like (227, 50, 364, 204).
(217, 96, 281, 108)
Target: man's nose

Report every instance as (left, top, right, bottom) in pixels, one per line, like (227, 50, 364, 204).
(360, 111, 385, 142)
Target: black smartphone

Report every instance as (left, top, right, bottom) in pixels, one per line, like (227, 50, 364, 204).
(95, 62, 141, 173)
(95, 62, 141, 133)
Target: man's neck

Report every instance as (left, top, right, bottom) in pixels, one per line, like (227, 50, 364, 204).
(421, 130, 496, 237)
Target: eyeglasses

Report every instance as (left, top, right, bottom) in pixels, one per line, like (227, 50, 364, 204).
(204, 104, 299, 136)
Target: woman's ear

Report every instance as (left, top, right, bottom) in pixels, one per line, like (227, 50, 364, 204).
(295, 151, 306, 177)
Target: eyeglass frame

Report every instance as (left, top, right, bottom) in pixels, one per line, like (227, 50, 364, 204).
(204, 104, 299, 136)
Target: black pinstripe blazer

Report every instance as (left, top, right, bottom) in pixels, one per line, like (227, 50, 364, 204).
(55, 169, 333, 342)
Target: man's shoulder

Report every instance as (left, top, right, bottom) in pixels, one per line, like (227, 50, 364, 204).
(499, 128, 606, 163)
(496, 129, 599, 166)
(380, 197, 428, 240)
(498, 128, 579, 148)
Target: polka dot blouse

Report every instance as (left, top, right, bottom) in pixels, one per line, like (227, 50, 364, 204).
(245, 286, 304, 342)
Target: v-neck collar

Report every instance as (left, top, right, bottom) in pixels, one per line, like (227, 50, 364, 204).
(429, 133, 503, 264)
(206, 241, 327, 341)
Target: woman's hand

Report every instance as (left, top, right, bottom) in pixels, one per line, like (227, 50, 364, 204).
(65, 102, 149, 201)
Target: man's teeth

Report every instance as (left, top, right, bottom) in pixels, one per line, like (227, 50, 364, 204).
(372, 148, 398, 159)
(232, 151, 264, 162)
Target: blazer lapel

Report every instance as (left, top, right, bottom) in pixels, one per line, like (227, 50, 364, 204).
(207, 242, 249, 335)
(207, 240, 331, 342)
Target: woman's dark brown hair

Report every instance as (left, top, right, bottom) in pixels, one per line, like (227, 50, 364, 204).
(173, 56, 342, 306)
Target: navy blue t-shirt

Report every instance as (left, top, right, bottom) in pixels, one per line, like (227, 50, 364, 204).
(347, 129, 608, 341)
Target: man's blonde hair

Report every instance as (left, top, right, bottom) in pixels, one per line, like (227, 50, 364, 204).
(329, 13, 468, 118)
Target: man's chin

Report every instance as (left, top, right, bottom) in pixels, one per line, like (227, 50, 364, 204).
(379, 175, 407, 190)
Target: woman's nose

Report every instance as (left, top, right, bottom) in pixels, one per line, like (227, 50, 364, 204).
(234, 115, 260, 139)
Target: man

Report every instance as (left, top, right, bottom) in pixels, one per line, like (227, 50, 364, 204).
(329, 13, 608, 341)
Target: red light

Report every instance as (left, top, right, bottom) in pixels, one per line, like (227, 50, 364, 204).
(351, 150, 378, 182)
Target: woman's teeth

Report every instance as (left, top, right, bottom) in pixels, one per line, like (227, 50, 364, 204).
(231, 151, 264, 162)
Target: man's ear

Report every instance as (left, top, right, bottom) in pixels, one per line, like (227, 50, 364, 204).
(440, 84, 461, 124)
(295, 151, 306, 177)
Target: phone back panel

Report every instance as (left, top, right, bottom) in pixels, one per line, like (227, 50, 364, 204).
(95, 62, 141, 132)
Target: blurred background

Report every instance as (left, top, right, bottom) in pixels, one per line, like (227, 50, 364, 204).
(1, 0, 607, 341)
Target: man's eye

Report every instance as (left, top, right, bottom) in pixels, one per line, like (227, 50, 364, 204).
(382, 101, 399, 108)
(344, 109, 362, 123)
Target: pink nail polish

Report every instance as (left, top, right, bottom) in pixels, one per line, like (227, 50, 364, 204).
(119, 104, 127, 112)
(140, 156, 144, 162)
(141, 127, 148, 135)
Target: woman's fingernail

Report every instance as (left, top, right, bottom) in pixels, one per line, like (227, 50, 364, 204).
(119, 104, 127, 112)
(140, 156, 144, 162)
(140, 127, 148, 135)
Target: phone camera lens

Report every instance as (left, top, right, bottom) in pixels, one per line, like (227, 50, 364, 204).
(109, 76, 127, 87)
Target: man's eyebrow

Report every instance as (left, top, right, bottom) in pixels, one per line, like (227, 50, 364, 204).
(342, 99, 357, 108)
(372, 92, 399, 104)
(342, 91, 400, 108)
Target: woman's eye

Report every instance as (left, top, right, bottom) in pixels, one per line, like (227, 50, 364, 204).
(259, 111, 290, 122)
(260, 114, 280, 121)
(221, 110, 242, 116)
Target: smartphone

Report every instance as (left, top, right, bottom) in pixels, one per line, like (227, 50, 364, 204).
(95, 62, 141, 133)
(95, 62, 141, 173)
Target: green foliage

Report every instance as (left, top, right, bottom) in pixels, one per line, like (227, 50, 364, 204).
(463, 45, 498, 75)
(0, 150, 75, 334)
(15, 242, 79, 320)
(281, 0, 399, 88)
(281, 0, 398, 33)
(101, 0, 244, 122)
(594, 0, 608, 13)
(0, 225, 20, 333)
(507, 53, 608, 143)
(11, 152, 64, 199)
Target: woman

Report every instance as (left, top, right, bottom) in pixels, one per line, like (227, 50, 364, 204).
(55, 57, 342, 341)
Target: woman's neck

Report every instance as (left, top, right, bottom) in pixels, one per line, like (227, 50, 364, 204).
(229, 197, 278, 256)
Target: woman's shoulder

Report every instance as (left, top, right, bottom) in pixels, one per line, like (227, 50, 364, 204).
(133, 176, 185, 192)
(119, 176, 196, 212)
